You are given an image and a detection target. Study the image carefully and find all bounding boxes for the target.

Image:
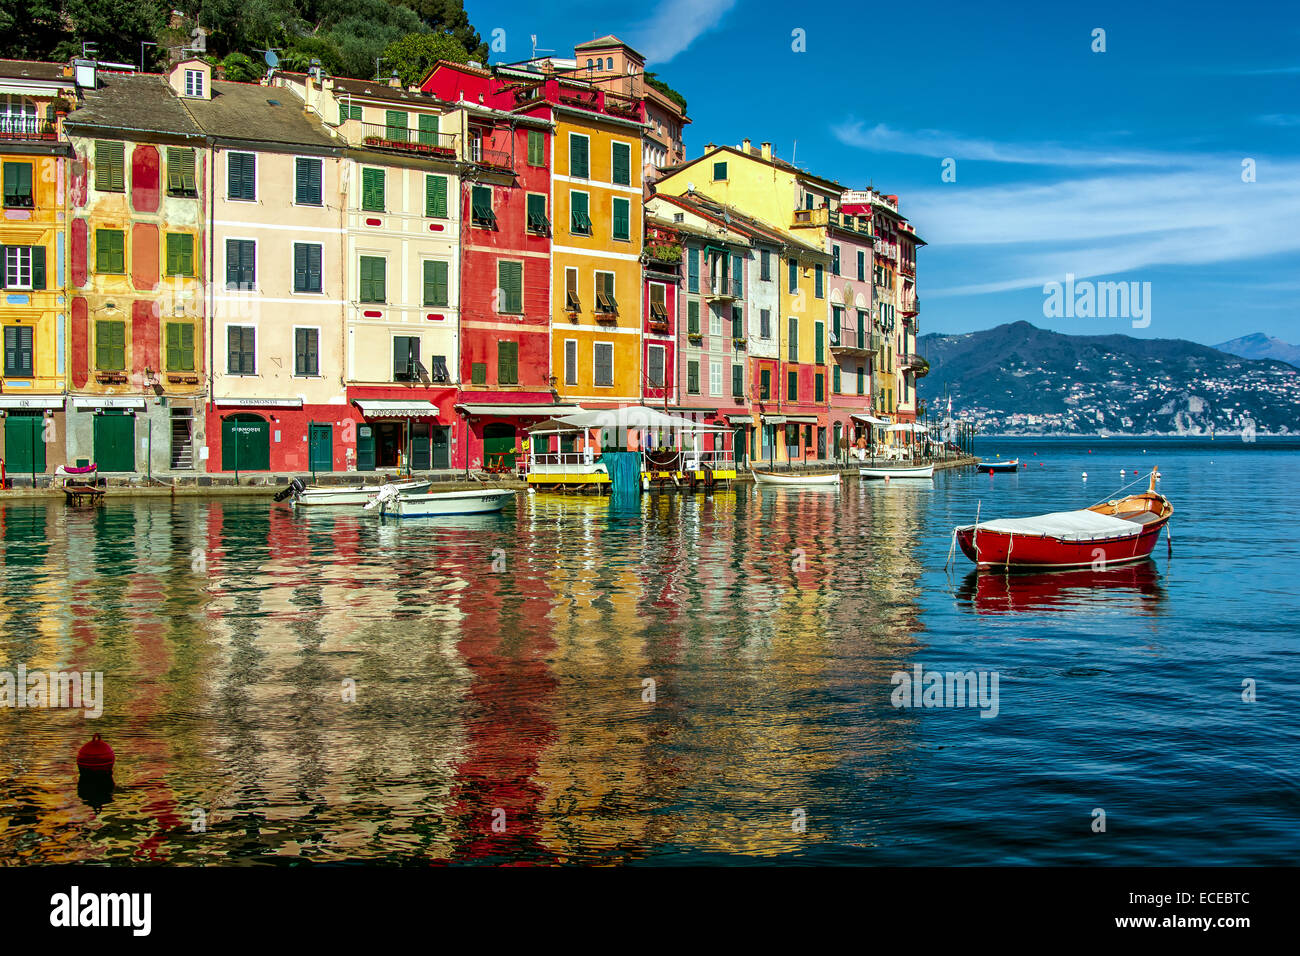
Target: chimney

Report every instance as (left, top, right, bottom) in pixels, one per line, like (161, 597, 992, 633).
(760, 142, 772, 160)
(388, 70, 402, 89)
(741, 138, 751, 153)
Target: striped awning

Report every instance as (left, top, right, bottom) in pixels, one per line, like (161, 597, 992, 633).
(354, 399, 439, 419)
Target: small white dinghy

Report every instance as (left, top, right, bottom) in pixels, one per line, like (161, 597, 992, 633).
(859, 463, 934, 479)
(750, 467, 841, 487)
(277, 477, 432, 507)
(365, 484, 515, 517)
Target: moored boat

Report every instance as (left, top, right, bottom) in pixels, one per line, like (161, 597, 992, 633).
(859, 463, 934, 479)
(954, 469, 1171, 572)
(750, 467, 841, 486)
(274, 477, 432, 506)
(977, 458, 1019, 472)
(365, 487, 515, 517)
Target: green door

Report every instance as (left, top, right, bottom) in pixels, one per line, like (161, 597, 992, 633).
(93, 411, 135, 472)
(220, 414, 270, 471)
(733, 425, 747, 467)
(356, 424, 375, 472)
(482, 423, 516, 468)
(410, 422, 431, 470)
(308, 423, 333, 472)
(430, 426, 450, 469)
(5, 413, 46, 474)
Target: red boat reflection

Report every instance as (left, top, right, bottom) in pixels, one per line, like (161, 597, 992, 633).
(957, 560, 1166, 615)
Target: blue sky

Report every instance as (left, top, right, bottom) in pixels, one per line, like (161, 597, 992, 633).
(468, 0, 1300, 346)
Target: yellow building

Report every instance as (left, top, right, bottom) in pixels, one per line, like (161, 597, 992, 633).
(0, 60, 76, 479)
(545, 83, 645, 407)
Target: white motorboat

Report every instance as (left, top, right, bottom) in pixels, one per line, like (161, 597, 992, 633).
(275, 477, 432, 506)
(365, 486, 516, 517)
(859, 463, 935, 479)
(750, 467, 841, 487)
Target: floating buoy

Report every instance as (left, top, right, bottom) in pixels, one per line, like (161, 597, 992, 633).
(884, 475, 890, 483)
(77, 734, 115, 772)
(1082, 472, 1088, 480)
(988, 469, 994, 476)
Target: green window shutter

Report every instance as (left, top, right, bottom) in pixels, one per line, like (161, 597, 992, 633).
(815, 264, 824, 297)
(471, 362, 486, 386)
(166, 234, 193, 276)
(760, 369, 770, 400)
(498, 341, 518, 384)
(732, 365, 743, 397)
(612, 142, 630, 185)
(165, 322, 186, 370)
(31, 245, 45, 289)
(833, 365, 841, 394)
(526, 193, 548, 232)
(361, 168, 384, 211)
(688, 247, 699, 292)
(788, 258, 798, 293)
(417, 113, 439, 145)
(713, 161, 726, 180)
(471, 185, 494, 225)
(96, 230, 124, 274)
(423, 259, 449, 307)
(815, 373, 824, 402)
(385, 110, 408, 141)
(788, 318, 798, 362)
(687, 361, 699, 393)
(360, 256, 386, 303)
(96, 320, 125, 370)
(570, 135, 588, 178)
(815, 323, 824, 364)
(296, 157, 322, 205)
(570, 191, 589, 234)
(3, 162, 34, 206)
(612, 197, 629, 240)
(788, 371, 798, 401)
(688, 300, 699, 335)
(425, 174, 448, 218)
(95, 142, 124, 192)
(498, 260, 522, 313)
(527, 130, 544, 166)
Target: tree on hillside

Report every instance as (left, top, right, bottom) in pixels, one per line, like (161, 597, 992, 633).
(381, 32, 469, 87)
(402, 0, 487, 61)
(0, 0, 168, 66)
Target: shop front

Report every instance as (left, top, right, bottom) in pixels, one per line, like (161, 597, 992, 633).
(352, 399, 444, 473)
(0, 395, 64, 481)
(454, 400, 584, 472)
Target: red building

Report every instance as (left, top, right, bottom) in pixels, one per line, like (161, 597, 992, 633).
(641, 218, 680, 406)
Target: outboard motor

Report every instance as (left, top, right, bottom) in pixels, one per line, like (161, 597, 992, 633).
(272, 477, 306, 502)
(363, 482, 400, 513)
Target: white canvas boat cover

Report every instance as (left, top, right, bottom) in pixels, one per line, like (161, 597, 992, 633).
(544, 406, 724, 431)
(964, 509, 1143, 540)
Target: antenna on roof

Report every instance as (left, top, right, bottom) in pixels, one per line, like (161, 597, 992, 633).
(262, 49, 280, 68)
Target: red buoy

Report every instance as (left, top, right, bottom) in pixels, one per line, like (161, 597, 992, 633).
(77, 734, 115, 772)
(988, 469, 994, 476)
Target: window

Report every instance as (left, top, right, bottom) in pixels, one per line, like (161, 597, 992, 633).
(594, 271, 617, 313)
(831, 306, 843, 344)
(760, 249, 771, 281)
(815, 372, 824, 402)
(759, 368, 771, 401)
(184, 69, 204, 97)
(612, 141, 631, 185)
(687, 300, 700, 336)
(647, 345, 665, 387)
(2, 161, 33, 207)
(293, 242, 322, 293)
(712, 160, 727, 181)
(527, 130, 544, 167)
(422, 259, 449, 307)
(0, 95, 37, 137)
(165, 233, 194, 276)
(95, 230, 125, 274)
(498, 340, 518, 385)
(687, 360, 699, 394)
(832, 245, 840, 276)
(360, 167, 384, 212)
(759, 309, 771, 339)
(94, 142, 125, 192)
(732, 305, 744, 339)
(497, 260, 522, 314)
(788, 257, 798, 294)
(164, 148, 197, 197)
(431, 356, 450, 384)
(732, 365, 744, 397)
(565, 268, 580, 312)
(730, 253, 743, 297)
(612, 197, 630, 240)
(359, 256, 385, 303)
(709, 360, 722, 396)
(1, 245, 44, 289)
(805, 192, 814, 211)
(569, 133, 589, 178)
(788, 317, 798, 362)
(687, 247, 699, 293)
(593, 342, 613, 386)
(228, 152, 256, 201)
(857, 366, 865, 395)
(425, 174, 448, 218)
(564, 339, 577, 385)
(225, 239, 255, 289)
(709, 304, 721, 337)
(788, 370, 798, 402)
(815, 322, 825, 364)
(649, 284, 667, 324)
(833, 365, 841, 394)
(814, 264, 824, 298)
(526, 193, 549, 234)
(96, 320, 126, 370)
(338, 101, 362, 124)
(295, 157, 322, 205)
(857, 250, 866, 281)
(393, 336, 420, 381)
(418, 114, 440, 146)
(3, 325, 33, 376)
(570, 190, 591, 235)
(165, 322, 195, 372)
(227, 326, 255, 374)
(470, 185, 495, 228)
(857, 310, 867, 344)
(294, 328, 319, 376)
(384, 110, 408, 143)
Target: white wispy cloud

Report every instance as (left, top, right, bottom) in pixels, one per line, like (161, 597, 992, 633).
(627, 0, 737, 64)
(1257, 113, 1300, 127)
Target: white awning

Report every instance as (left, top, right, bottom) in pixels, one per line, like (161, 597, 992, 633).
(852, 414, 891, 425)
(0, 395, 62, 409)
(886, 422, 931, 433)
(457, 403, 584, 418)
(70, 397, 145, 409)
(761, 414, 786, 424)
(354, 399, 439, 418)
(784, 415, 819, 424)
(724, 414, 753, 423)
(214, 397, 304, 408)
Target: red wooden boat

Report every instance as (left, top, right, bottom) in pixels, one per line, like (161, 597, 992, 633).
(955, 469, 1171, 572)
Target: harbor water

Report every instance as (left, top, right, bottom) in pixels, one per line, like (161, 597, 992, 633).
(0, 438, 1296, 864)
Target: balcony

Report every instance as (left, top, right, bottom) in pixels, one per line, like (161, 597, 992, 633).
(875, 238, 898, 260)
(359, 123, 458, 159)
(829, 331, 869, 356)
(0, 118, 58, 142)
(471, 144, 515, 172)
(900, 354, 930, 378)
(901, 293, 919, 314)
(704, 275, 742, 301)
(899, 260, 916, 278)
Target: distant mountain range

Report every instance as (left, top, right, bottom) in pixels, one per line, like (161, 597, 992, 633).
(917, 321, 1300, 435)
(1214, 333, 1300, 368)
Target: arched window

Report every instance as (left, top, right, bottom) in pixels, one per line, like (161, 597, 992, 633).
(586, 59, 593, 69)
(606, 57, 613, 70)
